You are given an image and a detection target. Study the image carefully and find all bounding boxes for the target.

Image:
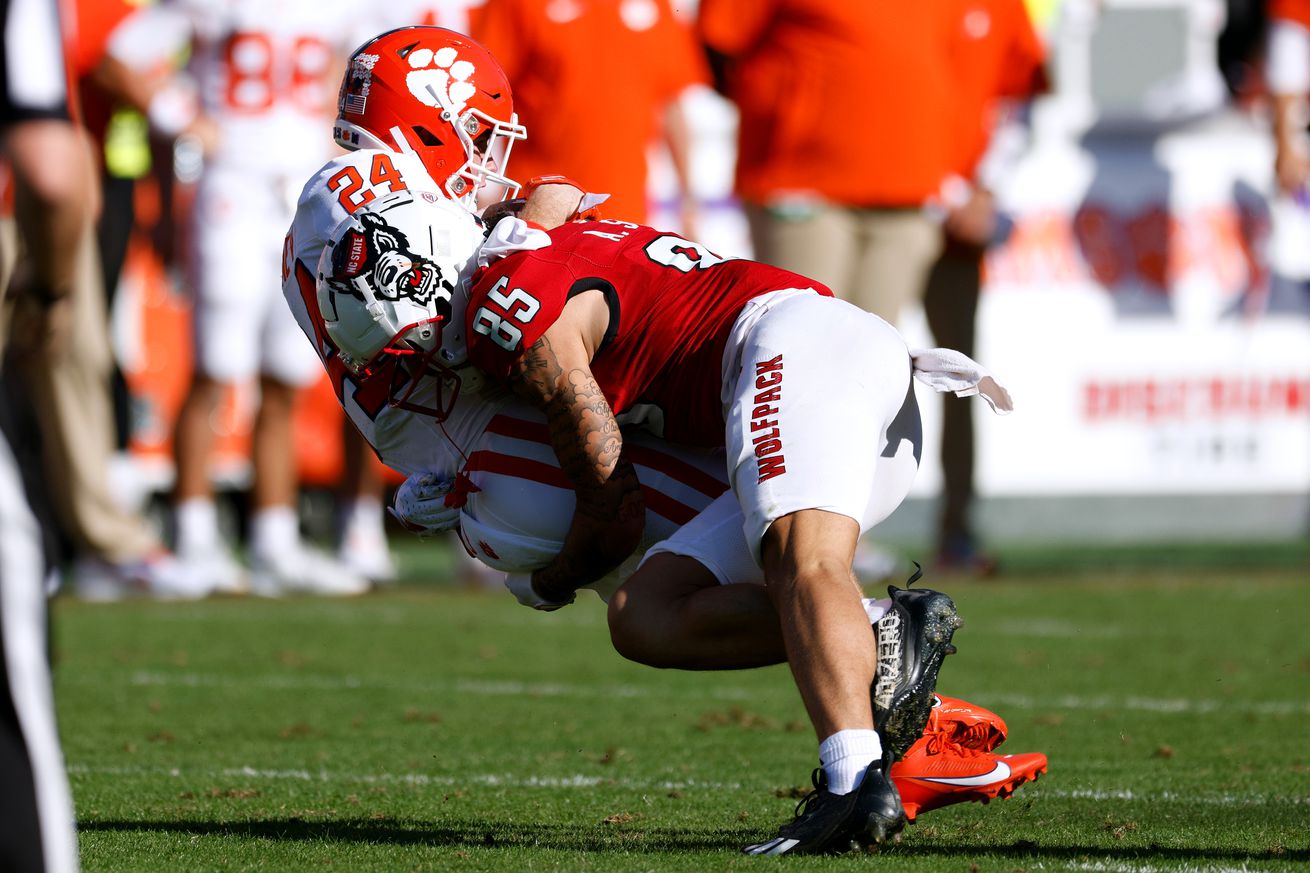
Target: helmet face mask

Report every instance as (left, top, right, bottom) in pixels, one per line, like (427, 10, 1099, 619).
(334, 27, 526, 209)
(388, 341, 463, 422)
(317, 193, 484, 422)
(445, 108, 523, 205)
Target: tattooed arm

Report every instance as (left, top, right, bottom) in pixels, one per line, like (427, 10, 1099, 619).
(507, 290, 645, 604)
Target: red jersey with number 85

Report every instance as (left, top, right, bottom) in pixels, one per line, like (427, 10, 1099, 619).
(466, 220, 832, 446)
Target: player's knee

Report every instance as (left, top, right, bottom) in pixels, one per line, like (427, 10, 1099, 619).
(607, 585, 673, 668)
(22, 163, 80, 211)
(607, 588, 649, 663)
(11, 123, 88, 209)
(184, 374, 225, 407)
(609, 555, 721, 667)
(258, 376, 298, 413)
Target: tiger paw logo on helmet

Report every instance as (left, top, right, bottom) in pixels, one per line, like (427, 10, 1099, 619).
(405, 46, 477, 116)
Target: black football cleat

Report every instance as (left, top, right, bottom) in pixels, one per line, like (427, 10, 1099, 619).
(742, 758, 907, 856)
(843, 752, 908, 850)
(742, 769, 859, 856)
(871, 564, 963, 761)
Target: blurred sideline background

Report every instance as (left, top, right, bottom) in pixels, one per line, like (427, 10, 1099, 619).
(102, 0, 1308, 554)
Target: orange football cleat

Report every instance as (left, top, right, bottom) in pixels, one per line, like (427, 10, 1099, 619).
(930, 694, 1008, 752)
(891, 731, 1047, 822)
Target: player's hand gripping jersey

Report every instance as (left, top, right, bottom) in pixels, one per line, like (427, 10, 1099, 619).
(465, 220, 832, 445)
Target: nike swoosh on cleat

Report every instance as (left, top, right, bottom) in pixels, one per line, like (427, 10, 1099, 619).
(917, 760, 1011, 787)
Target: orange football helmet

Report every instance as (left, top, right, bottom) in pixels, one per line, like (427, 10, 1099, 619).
(334, 27, 526, 208)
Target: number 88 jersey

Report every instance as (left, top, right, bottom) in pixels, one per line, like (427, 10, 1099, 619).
(465, 220, 833, 447)
(115, 0, 374, 174)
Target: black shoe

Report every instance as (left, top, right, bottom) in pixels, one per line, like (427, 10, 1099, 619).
(742, 760, 907, 856)
(844, 752, 907, 849)
(871, 564, 962, 760)
(742, 769, 859, 856)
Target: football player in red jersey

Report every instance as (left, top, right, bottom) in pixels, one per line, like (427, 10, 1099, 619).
(454, 192, 1015, 854)
(307, 184, 1046, 853)
(297, 32, 1038, 853)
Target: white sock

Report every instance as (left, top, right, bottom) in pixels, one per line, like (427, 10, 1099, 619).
(819, 729, 882, 795)
(250, 506, 300, 561)
(863, 597, 892, 625)
(339, 497, 385, 543)
(175, 498, 218, 554)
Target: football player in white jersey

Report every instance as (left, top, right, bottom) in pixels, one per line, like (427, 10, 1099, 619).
(281, 26, 743, 603)
(103, 0, 392, 596)
(283, 27, 1046, 847)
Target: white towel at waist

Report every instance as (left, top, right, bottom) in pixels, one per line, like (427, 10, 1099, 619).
(910, 347, 1014, 415)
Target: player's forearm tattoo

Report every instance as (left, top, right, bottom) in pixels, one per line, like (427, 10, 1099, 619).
(513, 334, 564, 397)
(511, 335, 624, 509)
(510, 335, 644, 593)
(549, 369, 624, 505)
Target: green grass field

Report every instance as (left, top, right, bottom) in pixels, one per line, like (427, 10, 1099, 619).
(55, 543, 1310, 871)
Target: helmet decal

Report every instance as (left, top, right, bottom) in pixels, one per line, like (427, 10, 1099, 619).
(340, 53, 380, 116)
(406, 46, 477, 116)
(327, 212, 453, 308)
(315, 190, 488, 421)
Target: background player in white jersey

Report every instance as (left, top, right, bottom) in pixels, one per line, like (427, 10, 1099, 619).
(101, 0, 387, 596)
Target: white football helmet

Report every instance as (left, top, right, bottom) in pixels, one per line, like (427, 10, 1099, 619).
(316, 191, 487, 420)
(458, 509, 635, 603)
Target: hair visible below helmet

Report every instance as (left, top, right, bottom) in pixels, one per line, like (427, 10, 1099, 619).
(334, 26, 526, 209)
(316, 191, 487, 421)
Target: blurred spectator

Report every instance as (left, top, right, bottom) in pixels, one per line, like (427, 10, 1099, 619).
(697, 1, 954, 318)
(1218, 0, 1268, 99)
(923, 0, 1047, 573)
(472, 0, 708, 230)
(1268, 0, 1310, 195)
(101, 1, 382, 597)
(0, 0, 86, 866)
(1, 0, 204, 601)
(74, 0, 153, 450)
(697, 1, 955, 576)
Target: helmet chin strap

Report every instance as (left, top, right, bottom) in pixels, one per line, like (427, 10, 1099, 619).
(438, 418, 471, 466)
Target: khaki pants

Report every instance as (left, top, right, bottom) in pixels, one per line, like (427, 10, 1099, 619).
(0, 216, 159, 564)
(748, 199, 984, 549)
(923, 244, 982, 545)
(745, 202, 943, 323)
